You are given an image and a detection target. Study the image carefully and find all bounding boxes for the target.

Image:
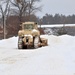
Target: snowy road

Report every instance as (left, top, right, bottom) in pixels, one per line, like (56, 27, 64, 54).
(0, 35, 75, 75)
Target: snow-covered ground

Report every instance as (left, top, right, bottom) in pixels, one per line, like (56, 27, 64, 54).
(38, 24, 75, 28)
(0, 35, 75, 75)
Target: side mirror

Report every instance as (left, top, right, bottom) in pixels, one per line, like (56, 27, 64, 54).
(35, 22, 37, 24)
(20, 22, 23, 26)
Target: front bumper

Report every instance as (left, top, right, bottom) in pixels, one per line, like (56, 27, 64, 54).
(23, 35, 33, 46)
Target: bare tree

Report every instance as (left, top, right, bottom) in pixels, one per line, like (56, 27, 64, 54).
(26, 0, 41, 21)
(27, 0, 41, 15)
(10, 0, 42, 22)
(0, 0, 42, 39)
(10, 0, 28, 24)
(0, 0, 10, 39)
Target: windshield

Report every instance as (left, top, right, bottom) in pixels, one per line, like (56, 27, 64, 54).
(24, 24, 34, 30)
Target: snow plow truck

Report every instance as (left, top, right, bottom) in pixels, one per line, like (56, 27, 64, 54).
(18, 22, 48, 49)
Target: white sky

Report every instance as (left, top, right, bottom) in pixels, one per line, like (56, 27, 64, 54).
(36, 0, 75, 17)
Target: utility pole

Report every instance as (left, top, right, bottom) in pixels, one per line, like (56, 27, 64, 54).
(2, 14, 6, 39)
(3, 16, 6, 39)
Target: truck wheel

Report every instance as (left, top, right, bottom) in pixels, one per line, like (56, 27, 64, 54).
(18, 37, 24, 49)
(34, 36, 40, 49)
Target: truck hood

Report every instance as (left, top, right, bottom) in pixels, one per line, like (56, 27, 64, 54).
(18, 29, 40, 36)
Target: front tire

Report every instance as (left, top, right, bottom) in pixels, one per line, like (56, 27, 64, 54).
(18, 37, 24, 49)
(33, 36, 40, 49)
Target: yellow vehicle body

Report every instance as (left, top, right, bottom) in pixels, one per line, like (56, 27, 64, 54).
(18, 22, 48, 49)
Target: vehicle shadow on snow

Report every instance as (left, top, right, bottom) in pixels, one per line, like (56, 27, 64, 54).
(16, 46, 48, 50)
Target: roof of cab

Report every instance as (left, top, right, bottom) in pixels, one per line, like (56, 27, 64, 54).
(22, 22, 37, 25)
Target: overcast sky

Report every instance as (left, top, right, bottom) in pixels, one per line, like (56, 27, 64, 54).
(36, 0, 75, 17)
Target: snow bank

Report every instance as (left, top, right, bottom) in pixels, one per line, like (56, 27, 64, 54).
(38, 24, 75, 28)
(0, 35, 75, 75)
(0, 36, 18, 49)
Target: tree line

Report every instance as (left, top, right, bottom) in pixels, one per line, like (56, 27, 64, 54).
(39, 13, 75, 24)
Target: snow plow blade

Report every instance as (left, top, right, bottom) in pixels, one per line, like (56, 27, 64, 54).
(39, 38, 48, 47)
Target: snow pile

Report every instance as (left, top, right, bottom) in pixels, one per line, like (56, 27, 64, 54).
(0, 35, 75, 75)
(44, 28, 58, 35)
(38, 24, 75, 28)
(44, 28, 53, 35)
(0, 36, 18, 49)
